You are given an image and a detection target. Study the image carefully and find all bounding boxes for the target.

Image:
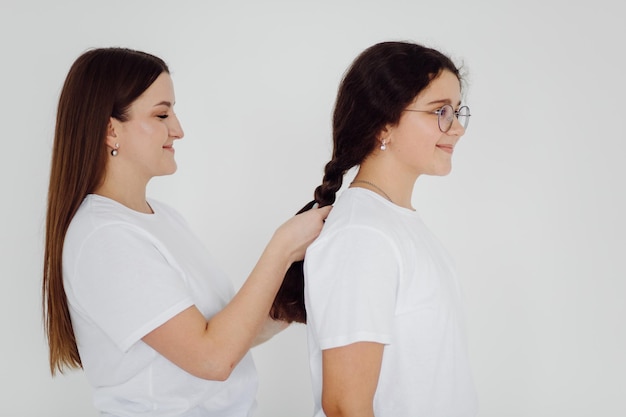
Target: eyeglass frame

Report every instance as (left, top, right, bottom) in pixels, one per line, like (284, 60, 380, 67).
(403, 104, 471, 133)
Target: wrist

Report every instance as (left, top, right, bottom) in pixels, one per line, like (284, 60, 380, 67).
(263, 233, 296, 275)
(272, 220, 307, 263)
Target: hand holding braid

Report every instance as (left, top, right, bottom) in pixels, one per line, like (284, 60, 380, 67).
(269, 200, 318, 323)
(269, 159, 352, 323)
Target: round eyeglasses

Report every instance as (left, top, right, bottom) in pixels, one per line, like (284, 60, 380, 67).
(404, 104, 471, 133)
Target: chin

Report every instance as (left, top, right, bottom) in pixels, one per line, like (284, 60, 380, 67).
(432, 165, 453, 176)
(158, 165, 178, 176)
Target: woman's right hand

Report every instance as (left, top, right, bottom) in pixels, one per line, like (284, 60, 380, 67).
(271, 205, 332, 265)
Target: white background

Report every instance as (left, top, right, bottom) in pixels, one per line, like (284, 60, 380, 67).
(1, 1, 625, 416)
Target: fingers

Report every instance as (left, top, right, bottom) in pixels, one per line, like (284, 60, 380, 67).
(308, 205, 332, 223)
(273, 205, 333, 261)
(303, 205, 332, 241)
(278, 205, 332, 261)
(317, 205, 332, 218)
(300, 205, 332, 231)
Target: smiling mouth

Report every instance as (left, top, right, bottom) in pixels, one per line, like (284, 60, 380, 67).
(436, 144, 454, 154)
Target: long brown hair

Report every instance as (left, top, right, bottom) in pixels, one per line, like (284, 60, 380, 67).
(270, 41, 462, 323)
(43, 47, 169, 374)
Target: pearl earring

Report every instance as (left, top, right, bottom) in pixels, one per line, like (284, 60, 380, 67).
(380, 139, 387, 151)
(111, 143, 119, 156)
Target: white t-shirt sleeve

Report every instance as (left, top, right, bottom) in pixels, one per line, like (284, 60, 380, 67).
(68, 223, 194, 352)
(305, 225, 400, 350)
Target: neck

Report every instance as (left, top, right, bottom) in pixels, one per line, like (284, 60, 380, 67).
(353, 160, 417, 210)
(94, 174, 152, 214)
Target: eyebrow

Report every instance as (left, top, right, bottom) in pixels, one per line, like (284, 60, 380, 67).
(153, 101, 173, 108)
(426, 99, 463, 107)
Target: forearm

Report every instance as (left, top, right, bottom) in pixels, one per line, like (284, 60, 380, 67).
(205, 238, 294, 365)
(143, 207, 330, 380)
(143, 237, 294, 380)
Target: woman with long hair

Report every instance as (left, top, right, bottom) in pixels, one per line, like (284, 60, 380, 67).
(274, 41, 478, 416)
(42, 47, 330, 416)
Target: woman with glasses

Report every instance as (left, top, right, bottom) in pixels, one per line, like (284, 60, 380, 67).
(272, 41, 477, 417)
(42, 47, 330, 416)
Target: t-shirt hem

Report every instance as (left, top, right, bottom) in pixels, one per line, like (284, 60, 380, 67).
(319, 331, 392, 350)
(119, 298, 195, 352)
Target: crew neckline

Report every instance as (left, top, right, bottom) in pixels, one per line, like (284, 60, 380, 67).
(345, 187, 418, 214)
(87, 194, 157, 217)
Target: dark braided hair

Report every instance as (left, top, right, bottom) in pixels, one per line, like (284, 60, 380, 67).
(270, 41, 462, 323)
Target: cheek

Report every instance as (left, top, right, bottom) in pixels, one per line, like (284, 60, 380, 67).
(124, 123, 165, 157)
(395, 130, 440, 155)
(135, 121, 169, 147)
(394, 118, 439, 148)
(136, 121, 159, 135)
(417, 123, 444, 152)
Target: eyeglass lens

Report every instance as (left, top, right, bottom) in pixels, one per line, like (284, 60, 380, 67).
(439, 104, 470, 132)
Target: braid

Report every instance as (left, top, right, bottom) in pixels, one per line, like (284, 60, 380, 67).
(270, 85, 374, 323)
(314, 157, 351, 207)
(269, 154, 355, 323)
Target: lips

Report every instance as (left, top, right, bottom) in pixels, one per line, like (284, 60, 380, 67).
(436, 144, 454, 154)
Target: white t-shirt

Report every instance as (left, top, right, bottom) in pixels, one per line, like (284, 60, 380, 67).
(63, 194, 257, 417)
(304, 188, 478, 417)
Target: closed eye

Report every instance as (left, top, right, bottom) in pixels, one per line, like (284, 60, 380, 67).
(157, 114, 169, 119)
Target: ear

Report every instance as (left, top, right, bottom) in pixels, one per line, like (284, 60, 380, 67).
(378, 124, 394, 145)
(106, 117, 120, 149)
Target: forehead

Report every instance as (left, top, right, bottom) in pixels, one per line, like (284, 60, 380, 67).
(413, 70, 462, 105)
(131, 72, 175, 107)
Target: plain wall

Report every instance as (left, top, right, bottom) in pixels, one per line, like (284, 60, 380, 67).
(1, 1, 624, 416)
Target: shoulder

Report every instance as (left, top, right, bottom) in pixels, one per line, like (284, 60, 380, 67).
(318, 188, 408, 240)
(68, 195, 130, 238)
(66, 196, 176, 249)
(307, 191, 398, 259)
(71, 195, 187, 229)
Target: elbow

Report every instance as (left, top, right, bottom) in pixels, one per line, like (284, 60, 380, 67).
(211, 361, 236, 381)
(184, 336, 242, 381)
(191, 360, 236, 381)
(180, 347, 238, 381)
(321, 405, 343, 417)
(322, 393, 372, 417)
(321, 395, 343, 417)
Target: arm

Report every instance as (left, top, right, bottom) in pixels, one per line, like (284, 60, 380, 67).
(252, 316, 290, 347)
(321, 342, 385, 417)
(142, 206, 331, 381)
(305, 226, 399, 417)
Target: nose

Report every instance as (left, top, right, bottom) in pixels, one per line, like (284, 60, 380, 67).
(446, 116, 466, 137)
(170, 114, 184, 140)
